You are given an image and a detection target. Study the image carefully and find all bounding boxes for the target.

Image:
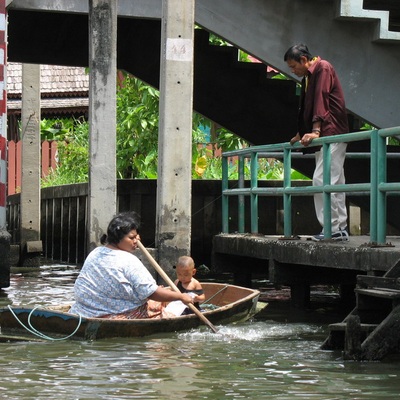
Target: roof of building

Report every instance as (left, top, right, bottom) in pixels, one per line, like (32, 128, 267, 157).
(7, 62, 89, 96)
(7, 63, 89, 115)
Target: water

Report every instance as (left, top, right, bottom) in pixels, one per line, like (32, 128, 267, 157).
(1, 266, 400, 399)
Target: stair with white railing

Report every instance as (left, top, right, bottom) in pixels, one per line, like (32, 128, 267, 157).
(337, 0, 400, 42)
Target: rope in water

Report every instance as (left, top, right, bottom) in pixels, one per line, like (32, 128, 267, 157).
(7, 305, 82, 341)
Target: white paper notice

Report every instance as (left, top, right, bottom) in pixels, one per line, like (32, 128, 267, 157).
(166, 38, 193, 62)
(165, 300, 188, 316)
(164, 292, 196, 316)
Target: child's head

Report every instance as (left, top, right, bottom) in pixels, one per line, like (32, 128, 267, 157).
(176, 256, 196, 284)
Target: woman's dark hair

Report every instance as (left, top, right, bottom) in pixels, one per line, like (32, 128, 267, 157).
(100, 211, 141, 245)
(284, 43, 313, 62)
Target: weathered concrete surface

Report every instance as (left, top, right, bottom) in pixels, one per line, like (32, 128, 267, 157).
(87, 0, 117, 251)
(212, 233, 400, 280)
(20, 63, 41, 267)
(155, 0, 195, 278)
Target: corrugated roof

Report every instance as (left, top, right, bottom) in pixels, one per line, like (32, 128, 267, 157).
(7, 63, 89, 96)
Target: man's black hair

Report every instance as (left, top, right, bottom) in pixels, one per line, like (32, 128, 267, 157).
(284, 43, 313, 62)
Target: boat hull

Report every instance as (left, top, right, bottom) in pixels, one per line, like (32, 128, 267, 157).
(0, 283, 261, 340)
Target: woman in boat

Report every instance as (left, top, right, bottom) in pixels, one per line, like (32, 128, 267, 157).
(69, 211, 194, 319)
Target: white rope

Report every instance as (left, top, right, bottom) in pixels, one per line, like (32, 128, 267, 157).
(7, 305, 82, 341)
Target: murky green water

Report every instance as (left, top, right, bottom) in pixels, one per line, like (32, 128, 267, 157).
(1, 266, 400, 399)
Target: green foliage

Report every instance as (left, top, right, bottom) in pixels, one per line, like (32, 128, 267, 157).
(360, 122, 375, 131)
(41, 118, 89, 187)
(116, 74, 160, 178)
(205, 157, 309, 181)
(39, 70, 309, 185)
(190, 124, 309, 180)
(40, 118, 75, 141)
(216, 127, 245, 152)
(191, 115, 210, 179)
(361, 122, 400, 146)
(208, 33, 229, 47)
(271, 73, 290, 80)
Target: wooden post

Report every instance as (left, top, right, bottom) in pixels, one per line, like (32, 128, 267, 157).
(343, 315, 362, 360)
(361, 304, 400, 361)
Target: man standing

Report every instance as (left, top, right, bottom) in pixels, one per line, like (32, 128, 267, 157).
(284, 43, 349, 241)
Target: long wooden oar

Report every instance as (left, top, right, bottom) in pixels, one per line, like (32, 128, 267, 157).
(137, 241, 218, 333)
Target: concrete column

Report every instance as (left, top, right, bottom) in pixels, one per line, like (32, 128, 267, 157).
(0, 0, 10, 286)
(156, 0, 195, 278)
(88, 0, 117, 251)
(20, 63, 42, 267)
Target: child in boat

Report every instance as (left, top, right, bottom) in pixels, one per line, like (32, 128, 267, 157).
(174, 256, 205, 315)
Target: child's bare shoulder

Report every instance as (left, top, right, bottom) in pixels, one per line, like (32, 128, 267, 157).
(192, 278, 203, 289)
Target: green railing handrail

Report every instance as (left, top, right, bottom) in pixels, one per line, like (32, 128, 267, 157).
(221, 127, 400, 244)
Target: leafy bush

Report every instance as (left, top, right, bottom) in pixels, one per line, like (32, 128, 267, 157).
(39, 73, 308, 185)
(116, 74, 160, 178)
(41, 118, 89, 187)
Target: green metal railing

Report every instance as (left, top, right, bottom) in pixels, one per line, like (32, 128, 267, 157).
(222, 127, 400, 244)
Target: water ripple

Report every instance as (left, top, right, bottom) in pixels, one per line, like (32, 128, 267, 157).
(1, 267, 399, 399)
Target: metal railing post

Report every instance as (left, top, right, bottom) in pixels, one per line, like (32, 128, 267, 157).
(322, 142, 332, 238)
(222, 155, 229, 233)
(370, 131, 378, 243)
(250, 151, 258, 233)
(238, 156, 245, 233)
(377, 130, 387, 244)
(283, 147, 292, 237)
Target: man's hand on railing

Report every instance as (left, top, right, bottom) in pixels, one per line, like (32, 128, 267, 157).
(290, 131, 321, 147)
(289, 132, 301, 145)
(300, 132, 320, 147)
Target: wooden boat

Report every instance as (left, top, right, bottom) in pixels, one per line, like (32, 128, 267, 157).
(0, 283, 263, 341)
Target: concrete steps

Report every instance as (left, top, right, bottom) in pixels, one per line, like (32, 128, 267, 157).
(322, 273, 400, 360)
(337, 0, 400, 42)
(355, 287, 400, 300)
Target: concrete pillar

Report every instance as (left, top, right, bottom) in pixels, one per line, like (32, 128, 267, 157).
(88, 0, 117, 251)
(156, 0, 195, 278)
(0, 0, 10, 286)
(20, 63, 42, 267)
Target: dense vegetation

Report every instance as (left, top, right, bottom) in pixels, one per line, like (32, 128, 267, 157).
(37, 32, 313, 186)
(40, 72, 306, 187)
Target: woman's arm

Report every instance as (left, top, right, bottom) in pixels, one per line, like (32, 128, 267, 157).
(149, 286, 194, 305)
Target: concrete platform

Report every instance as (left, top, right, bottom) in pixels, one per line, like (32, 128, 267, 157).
(212, 233, 400, 288)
